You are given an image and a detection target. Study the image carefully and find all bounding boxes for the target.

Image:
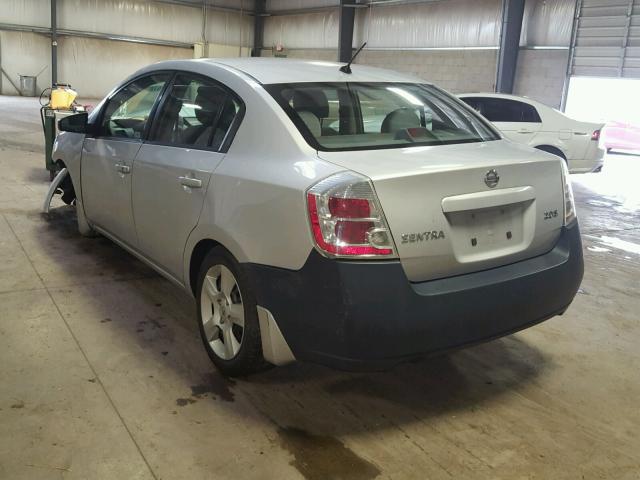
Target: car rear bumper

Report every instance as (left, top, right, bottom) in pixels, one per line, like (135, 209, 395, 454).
(569, 144, 605, 173)
(245, 222, 584, 371)
(569, 159, 604, 173)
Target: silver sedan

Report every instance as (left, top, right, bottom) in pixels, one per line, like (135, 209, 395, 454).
(51, 58, 583, 375)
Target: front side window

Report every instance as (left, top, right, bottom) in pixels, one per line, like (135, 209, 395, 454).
(463, 97, 541, 123)
(100, 73, 170, 139)
(266, 82, 499, 151)
(149, 73, 241, 150)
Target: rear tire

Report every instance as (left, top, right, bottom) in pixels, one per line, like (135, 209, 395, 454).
(196, 247, 267, 376)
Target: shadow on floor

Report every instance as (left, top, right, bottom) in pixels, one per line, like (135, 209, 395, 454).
(24, 167, 52, 184)
(32, 205, 548, 439)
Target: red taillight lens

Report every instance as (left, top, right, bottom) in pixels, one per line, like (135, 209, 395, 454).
(591, 129, 601, 141)
(306, 172, 396, 258)
(335, 220, 375, 244)
(328, 197, 370, 218)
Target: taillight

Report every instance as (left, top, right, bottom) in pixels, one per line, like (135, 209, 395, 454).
(560, 160, 576, 225)
(591, 129, 601, 141)
(306, 172, 396, 257)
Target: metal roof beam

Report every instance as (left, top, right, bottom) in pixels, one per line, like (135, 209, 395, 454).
(0, 23, 194, 49)
(148, 0, 255, 15)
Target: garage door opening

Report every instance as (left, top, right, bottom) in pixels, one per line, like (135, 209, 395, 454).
(565, 76, 640, 154)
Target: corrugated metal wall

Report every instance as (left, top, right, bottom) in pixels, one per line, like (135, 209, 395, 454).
(571, 0, 640, 78)
(355, 0, 502, 48)
(0, 0, 578, 103)
(266, 0, 338, 10)
(0, 0, 253, 98)
(521, 0, 574, 46)
(261, 0, 573, 51)
(264, 10, 340, 48)
(260, 0, 574, 106)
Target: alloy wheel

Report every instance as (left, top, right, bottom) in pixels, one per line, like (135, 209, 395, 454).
(199, 264, 245, 360)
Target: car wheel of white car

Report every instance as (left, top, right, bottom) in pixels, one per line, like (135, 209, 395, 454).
(196, 247, 267, 376)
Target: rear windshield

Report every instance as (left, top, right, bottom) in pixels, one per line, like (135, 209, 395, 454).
(266, 82, 500, 151)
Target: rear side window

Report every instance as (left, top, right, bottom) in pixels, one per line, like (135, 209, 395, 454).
(461, 97, 482, 112)
(100, 73, 170, 139)
(149, 73, 241, 150)
(463, 97, 541, 123)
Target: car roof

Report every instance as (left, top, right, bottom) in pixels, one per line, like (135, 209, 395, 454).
(152, 58, 428, 85)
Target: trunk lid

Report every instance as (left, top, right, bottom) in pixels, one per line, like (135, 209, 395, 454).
(318, 139, 565, 282)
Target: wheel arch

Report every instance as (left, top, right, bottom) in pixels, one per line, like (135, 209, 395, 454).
(53, 158, 78, 204)
(188, 239, 221, 296)
(534, 144, 567, 160)
(52, 132, 86, 205)
(189, 235, 296, 368)
(184, 226, 250, 297)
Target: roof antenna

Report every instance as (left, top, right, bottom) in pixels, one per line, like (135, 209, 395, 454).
(339, 42, 367, 74)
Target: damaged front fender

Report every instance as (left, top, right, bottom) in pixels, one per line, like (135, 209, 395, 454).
(42, 167, 69, 213)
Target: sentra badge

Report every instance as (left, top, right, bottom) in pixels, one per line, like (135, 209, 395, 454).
(401, 230, 445, 244)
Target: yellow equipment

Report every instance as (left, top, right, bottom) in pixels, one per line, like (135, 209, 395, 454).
(40, 83, 83, 179)
(49, 84, 77, 110)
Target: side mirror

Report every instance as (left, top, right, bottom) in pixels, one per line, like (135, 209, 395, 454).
(58, 112, 91, 134)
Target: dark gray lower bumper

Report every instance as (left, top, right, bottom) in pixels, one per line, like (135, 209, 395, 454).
(245, 223, 583, 371)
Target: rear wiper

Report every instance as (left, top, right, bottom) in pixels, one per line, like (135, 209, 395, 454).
(339, 42, 367, 74)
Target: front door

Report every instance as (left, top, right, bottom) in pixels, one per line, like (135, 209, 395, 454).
(132, 73, 242, 280)
(81, 73, 171, 247)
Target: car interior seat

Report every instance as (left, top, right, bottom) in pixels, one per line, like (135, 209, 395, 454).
(292, 89, 329, 138)
(381, 108, 422, 134)
(152, 84, 188, 143)
(183, 86, 235, 148)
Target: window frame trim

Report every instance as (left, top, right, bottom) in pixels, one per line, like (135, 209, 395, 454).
(143, 70, 246, 154)
(91, 70, 175, 143)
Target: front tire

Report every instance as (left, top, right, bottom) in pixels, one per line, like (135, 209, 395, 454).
(196, 247, 267, 376)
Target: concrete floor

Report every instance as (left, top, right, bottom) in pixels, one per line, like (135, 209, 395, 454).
(0, 95, 639, 480)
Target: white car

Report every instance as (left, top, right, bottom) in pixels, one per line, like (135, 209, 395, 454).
(459, 93, 605, 173)
(51, 59, 584, 375)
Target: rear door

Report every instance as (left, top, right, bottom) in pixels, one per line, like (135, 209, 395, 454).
(81, 73, 170, 247)
(464, 97, 542, 145)
(131, 72, 243, 280)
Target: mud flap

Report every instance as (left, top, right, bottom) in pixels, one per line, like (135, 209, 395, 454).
(42, 167, 68, 214)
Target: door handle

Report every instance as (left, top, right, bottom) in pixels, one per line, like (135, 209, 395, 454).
(179, 175, 202, 189)
(517, 129, 532, 134)
(115, 163, 131, 174)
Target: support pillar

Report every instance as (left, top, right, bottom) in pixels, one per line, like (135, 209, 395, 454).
(495, 0, 525, 93)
